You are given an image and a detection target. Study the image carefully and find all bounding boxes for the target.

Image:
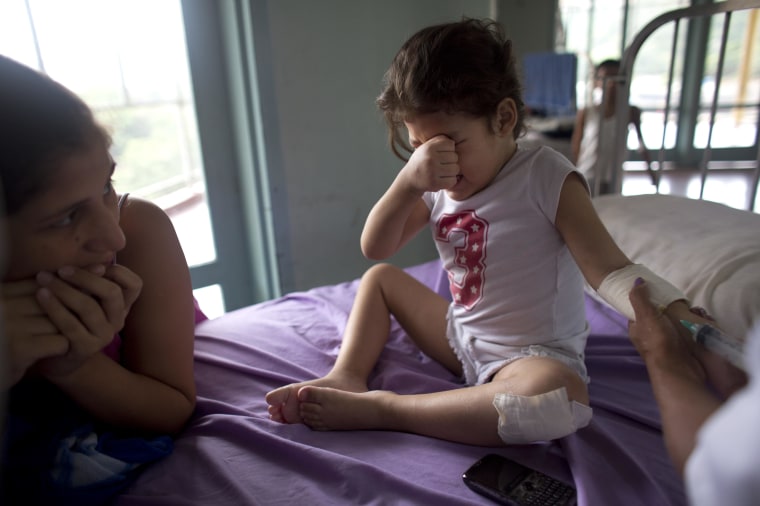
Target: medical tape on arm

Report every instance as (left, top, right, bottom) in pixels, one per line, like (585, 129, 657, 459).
(597, 264, 686, 320)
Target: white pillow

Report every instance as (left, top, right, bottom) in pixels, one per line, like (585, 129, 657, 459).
(593, 194, 760, 342)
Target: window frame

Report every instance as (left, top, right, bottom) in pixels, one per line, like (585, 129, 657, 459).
(181, 0, 283, 310)
(558, 0, 759, 168)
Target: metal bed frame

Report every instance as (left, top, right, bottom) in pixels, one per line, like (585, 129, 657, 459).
(605, 0, 760, 211)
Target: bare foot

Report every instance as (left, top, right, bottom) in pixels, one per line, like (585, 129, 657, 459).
(265, 373, 367, 424)
(297, 386, 395, 431)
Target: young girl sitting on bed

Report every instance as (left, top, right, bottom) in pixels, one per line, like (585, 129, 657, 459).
(265, 18, 712, 446)
(0, 54, 200, 504)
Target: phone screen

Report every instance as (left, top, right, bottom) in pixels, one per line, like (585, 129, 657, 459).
(462, 454, 576, 506)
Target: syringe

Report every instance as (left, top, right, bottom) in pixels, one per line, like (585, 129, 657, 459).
(680, 320, 745, 372)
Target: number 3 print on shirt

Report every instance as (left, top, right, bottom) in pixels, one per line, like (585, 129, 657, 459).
(435, 211, 489, 310)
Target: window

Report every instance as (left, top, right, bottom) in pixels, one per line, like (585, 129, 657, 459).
(558, 0, 760, 211)
(557, 0, 690, 111)
(695, 8, 760, 149)
(1, 0, 275, 317)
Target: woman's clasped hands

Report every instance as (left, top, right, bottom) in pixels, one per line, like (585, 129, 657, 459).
(1, 263, 141, 386)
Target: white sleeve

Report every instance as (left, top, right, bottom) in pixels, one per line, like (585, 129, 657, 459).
(685, 323, 760, 506)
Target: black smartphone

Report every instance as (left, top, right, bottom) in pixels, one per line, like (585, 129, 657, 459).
(462, 454, 577, 506)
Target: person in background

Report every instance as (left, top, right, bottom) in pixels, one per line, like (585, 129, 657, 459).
(0, 54, 200, 505)
(628, 280, 755, 506)
(571, 59, 655, 194)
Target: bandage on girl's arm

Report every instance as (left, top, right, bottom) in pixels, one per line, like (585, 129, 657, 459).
(597, 264, 687, 320)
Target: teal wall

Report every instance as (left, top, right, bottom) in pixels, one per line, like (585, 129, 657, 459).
(235, 0, 556, 292)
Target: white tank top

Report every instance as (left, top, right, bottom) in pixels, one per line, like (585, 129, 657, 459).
(423, 145, 589, 355)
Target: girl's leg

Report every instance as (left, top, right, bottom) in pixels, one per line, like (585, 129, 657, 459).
(265, 263, 457, 423)
(297, 356, 589, 446)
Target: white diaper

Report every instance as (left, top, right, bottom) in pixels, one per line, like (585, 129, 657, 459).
(493, 387, 593, 444)
(445, 305, 589, 386)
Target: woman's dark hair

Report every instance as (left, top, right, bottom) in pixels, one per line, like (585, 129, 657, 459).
(376, 18, 526, 160)
(0, 54, 110, 215)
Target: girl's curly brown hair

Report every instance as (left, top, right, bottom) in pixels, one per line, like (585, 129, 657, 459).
(376, 18, 526, 161)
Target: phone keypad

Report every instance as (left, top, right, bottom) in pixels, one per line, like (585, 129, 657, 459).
(508, 472, 575, 506)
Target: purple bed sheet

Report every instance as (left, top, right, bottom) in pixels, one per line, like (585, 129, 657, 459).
(116, 260, 685, 505)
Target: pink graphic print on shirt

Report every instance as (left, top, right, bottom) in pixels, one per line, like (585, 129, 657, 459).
(435, 211, 489, 310)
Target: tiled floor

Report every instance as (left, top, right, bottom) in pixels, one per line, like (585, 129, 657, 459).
(621, 167, 758, 213)
(522, 131, 759, 213)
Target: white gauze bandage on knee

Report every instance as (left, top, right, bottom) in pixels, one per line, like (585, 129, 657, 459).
(597, 264, 686, 321)
(493, 387, 592, 444)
